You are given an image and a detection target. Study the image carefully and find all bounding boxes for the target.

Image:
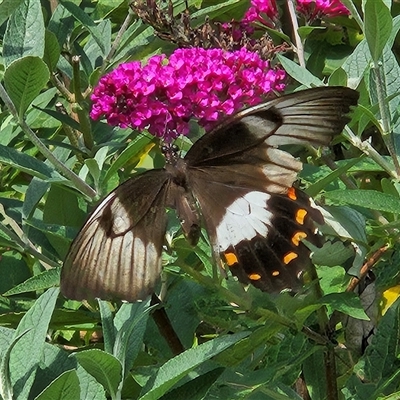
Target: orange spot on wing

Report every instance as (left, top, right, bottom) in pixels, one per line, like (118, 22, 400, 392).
(292, 231, 307, 246)
(248, 273, 262, 281)
(283, 252, 298, 264)
(224, 252, 238, 266)
(287, 187, 297, 200)
(296, 209, 307, 225)
(272, 270, 280, 277)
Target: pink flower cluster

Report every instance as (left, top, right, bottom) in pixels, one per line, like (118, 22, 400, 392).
(241, 0, 349, 25)
(90, 48, 286, 140)
(297, 0, 350, 20)
(243, 0, 279, 27)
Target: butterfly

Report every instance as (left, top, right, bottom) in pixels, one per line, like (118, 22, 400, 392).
(60, 86, 359, 302)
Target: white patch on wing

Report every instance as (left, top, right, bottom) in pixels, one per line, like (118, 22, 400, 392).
(216, 191, 272, 250)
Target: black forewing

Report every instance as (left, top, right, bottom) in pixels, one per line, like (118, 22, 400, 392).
(185, 87, 359, 292)
(61, 170, 170, 302)
(185, 86, 359, 167)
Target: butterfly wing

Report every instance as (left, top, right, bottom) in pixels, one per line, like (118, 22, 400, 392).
(61, 170, 170, 302)
(185, 87, 358, 291)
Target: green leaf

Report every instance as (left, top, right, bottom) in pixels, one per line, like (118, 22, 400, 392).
(3, 268, 60, 297)
(0, 329, 30, 400)
(4, 56, 50, 118)
(43, 29, 61, 72)
(324, 189, 400, 214)
(0, 0, 25, 27)
(3, 0, 45, 66)
(297, 26, 325, 40)
(22, 178, 50, 218)
(276, 55, 324, 87)
(75, 349, 123, 398)
(34, 370, 80, 400)
(98, 300, 115, 355)
(320, 292, 369, 320)
(159, 367, 224, 400)
(0, 251, 31, 295)
(113, 301, 151, 377)
(313, 241, 355, 268)
(9, 288, 59, 399)
(313, 266, 349, 294)
(364, 0, 392, 62)
(341, 39, 370, 88)
(102, 135, 154, 185)
(354, 299, 400, 396)
(140, 331, 249, 400)
(306, 156, 364, 197)
(43, 185, 86, 257)
(302, 348, 327, 399)
(58, 0, 105, 54)
(388, 15, 400, 49)
(21, 327, 105, 400)
(0, 144, 62, 181)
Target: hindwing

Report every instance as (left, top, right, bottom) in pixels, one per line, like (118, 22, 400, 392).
(61, 170, 170, 302)
(185, 87, 359, 292)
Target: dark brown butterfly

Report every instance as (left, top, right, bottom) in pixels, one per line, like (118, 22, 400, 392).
(61, 87, 359, 302)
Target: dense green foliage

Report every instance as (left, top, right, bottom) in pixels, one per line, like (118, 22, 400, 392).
(0, 0, 400, 399)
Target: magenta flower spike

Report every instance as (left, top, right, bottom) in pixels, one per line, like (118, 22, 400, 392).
(90, 47, 286, 141)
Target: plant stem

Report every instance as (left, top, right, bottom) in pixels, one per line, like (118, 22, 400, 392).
(100, 6, 136, 76)
(0, 205, 60, 269)
(286, 0, 305, 67)
(343, 126, 399, 180)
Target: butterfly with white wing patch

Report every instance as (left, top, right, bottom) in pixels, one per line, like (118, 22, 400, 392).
(61, 86, 359, 302)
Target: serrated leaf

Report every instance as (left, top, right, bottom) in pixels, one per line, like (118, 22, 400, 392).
(4, 56, 49, 117)
(3, 268, 60, 297)
(320, 292, 369, 320)
(75, 349, 122, 398)
(140, 332, 249, 400)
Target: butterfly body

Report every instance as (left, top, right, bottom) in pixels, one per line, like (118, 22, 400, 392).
(61, 87, 359, 302)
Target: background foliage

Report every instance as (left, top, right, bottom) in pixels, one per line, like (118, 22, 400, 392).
(0, 0, 400, 399)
